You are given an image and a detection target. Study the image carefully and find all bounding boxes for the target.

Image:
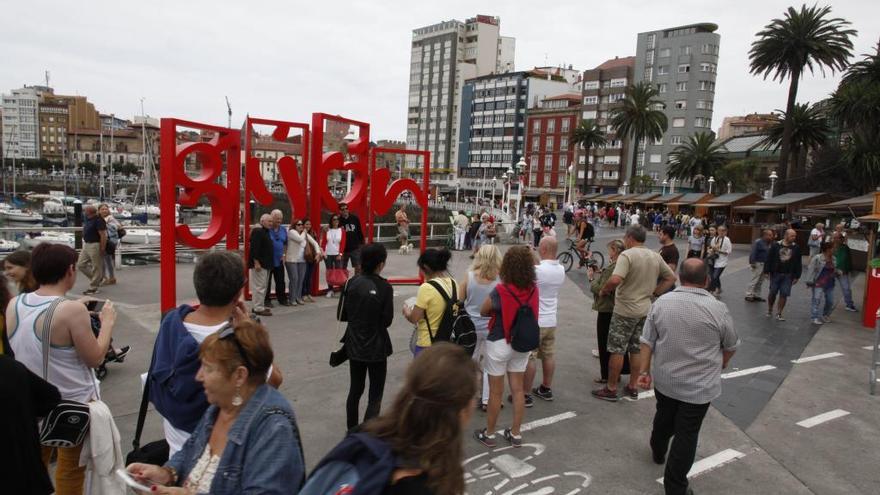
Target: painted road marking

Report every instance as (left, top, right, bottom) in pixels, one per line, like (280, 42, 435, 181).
(721, 365, 775, 379)
(797, 409, 851, 428)
(863, 345, 877, 350)
(656, 449, 746, 484)
(791, 352, 844, 364)
(496, 411, 576, 435)
(624, 389, 655, 402)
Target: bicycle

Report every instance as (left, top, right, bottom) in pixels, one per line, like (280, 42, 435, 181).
(557, 238, 605, 273)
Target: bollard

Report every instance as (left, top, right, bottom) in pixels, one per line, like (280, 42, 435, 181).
(74, 201, 83, 250)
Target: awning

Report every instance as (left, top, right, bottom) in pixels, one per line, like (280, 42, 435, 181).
(732, 204, 786, 211)
(578, 193, 602, 200)
(666, 193, 712, 206)
(644, 194, 683, 205)
(594, 194, 621, 202)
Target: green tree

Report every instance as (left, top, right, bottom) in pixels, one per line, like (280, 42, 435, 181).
(713, 159, 761, 193)
(831, 44, 880, 135)
(667, 132, 727, 191)
(761, 102, 831, 177)
(608, 81, 668, 180)
(629, 174, 655, 193)
(570, 119, 606, 194)
(749, 4, 856, 188)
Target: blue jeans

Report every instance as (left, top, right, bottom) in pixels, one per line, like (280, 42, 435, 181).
(837, 273, 855, 308)
(811, 286, 834, 319)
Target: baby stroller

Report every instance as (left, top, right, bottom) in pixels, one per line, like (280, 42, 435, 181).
(89, 308, 129, 380)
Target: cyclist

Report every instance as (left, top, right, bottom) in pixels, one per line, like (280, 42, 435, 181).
(575, 216, 595, 260)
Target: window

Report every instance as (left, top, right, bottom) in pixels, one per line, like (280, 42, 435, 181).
(672, 118, 686, 128)
(583, 96, 598, 105)
(678, 64, 690, 73)
(701, 44, 719, 55)
(643, 67, 653, 81)
(699, 80, 715, 91)
(531, 137, 539, 150)
(646, 50, 655, 66)
(696, 100, 713, 110)
(676, 81, 687, 91)
(700, 63, 716, 73)
(649, 154, 662, 163)
(547, 120, 555, 133)
(653, 137, 663, 145)
(659, 48, 671, 58)
(670, 135, 683, 145)
(610, 78, 627, 87)
(561, 119, 570, 132)
(559, 156, 567, 169)
(546, 137, 553, 149)
(680, 45, 691, 55)
(646, 34, 656, 47)
(582, 110, 597, 120)
(544, 155, 552, 167)
(533, 120, 540, 132)
(560, 137, 568, 149)
(658, 65, 669, 75)
(609, 93, 626, 103)
(674, 100, 687, 110)
(658, 83, 668, 93)
(583, 81, 599, 90)
(694, 117, 711, 128)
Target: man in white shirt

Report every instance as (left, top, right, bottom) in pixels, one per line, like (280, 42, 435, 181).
(524, 237, 567, 402)
(630, 211, 641, 226)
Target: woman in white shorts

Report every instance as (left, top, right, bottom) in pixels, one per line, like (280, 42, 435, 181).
(474, 245, 539, 449)
(460, 244, 501, 411)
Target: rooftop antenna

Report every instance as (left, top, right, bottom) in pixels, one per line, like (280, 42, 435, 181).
(44, 70, 50, 88)
(225, 96, 232, 129)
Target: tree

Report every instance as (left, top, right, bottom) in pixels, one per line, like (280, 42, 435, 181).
(570, 119, 606, 194)
(608, 81, 668, 181)
(629, 174, 655, 193)
(667, 132, 727, 191)
(749, 4, 856, 188)
(761, 102, 831, 179)
(713, 159, 761, 193)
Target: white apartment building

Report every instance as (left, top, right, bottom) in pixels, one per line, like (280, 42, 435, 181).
(2, 87, 41, 159)
(406, 15, 515, 179)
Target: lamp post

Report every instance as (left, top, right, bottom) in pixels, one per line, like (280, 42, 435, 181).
(726, 181, 732, 194)
(567, 164, 574, 207)
(769, 170, 778, 198)
(515, 157, 526, 220)
(662, 179, 668, 195)
(491, 176, 497, 207)
(501, 172, 509, 213)
(669, 177, 676, 194)
(622, 181, 629, 195)
(708, 176, 715, 194)
(455, 183, 460, 204)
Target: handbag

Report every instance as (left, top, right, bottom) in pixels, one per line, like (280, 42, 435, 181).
(329, 280, 349, 367)
(327, 267, 349, 288)
(126, 335, 169, 465)
(39, 298, 92, 448)
(304, 237, 317, 263)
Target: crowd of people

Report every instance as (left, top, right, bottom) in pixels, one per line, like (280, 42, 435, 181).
(0, 195, 863, 495)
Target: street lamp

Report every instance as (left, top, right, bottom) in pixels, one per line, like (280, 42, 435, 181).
(515, 157, 526, 220)
(669, 177, 676, 194)
(726, 181, 732, 194)
(492, 176, 497, 207)
(501, 172, 509, 213)
(455, 182, 460, 204)
(708, 175, 715, 194)
(622, 181, 629, 195)
(662, 179, 668, 195)
(567, 164, 574, 207)
(769, 170, 778, 198)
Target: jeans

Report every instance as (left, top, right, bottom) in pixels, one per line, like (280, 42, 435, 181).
(837, 273, 855, 308)
(650, 389, 710, 495)
(347, 360, 387, 430)
(533, 229, 542, 248)
(265, 264, 287, 304)
(811, 286, 835, 319)
(42, 444, 85, 495)
(596, 312, 630, 380)
(302, 262, 316, 298)
(745, 262, 764, 298)
(284, 261, 307, 303)
(103, 252, 115, 278)
(707, 266, 725, 292)
(76, 242, 104, 291)
(454, 227, 466, 250)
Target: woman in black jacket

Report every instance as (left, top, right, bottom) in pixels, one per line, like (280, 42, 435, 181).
(339, 243, 394, 431)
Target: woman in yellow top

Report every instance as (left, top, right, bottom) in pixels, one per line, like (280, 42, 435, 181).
(403, 247, 457, 357)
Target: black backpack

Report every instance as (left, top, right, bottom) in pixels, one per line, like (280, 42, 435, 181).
(426, 280, 477, 356)
(503, 285, 540, 352)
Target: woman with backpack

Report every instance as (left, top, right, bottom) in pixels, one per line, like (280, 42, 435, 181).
(403, 248, 456, 357)
(339, 244, 394, 431)
(474, 245, 539, 449)
(460, 244, 502, 411)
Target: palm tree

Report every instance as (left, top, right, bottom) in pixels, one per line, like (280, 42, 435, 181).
(749, 4, 856, 187)
(761, 102, 831, 176)
(831, 44, 880, 134)
(608, 81, 667, 182)
(667, 132, 727, 191)
(570, 119, 606, 194)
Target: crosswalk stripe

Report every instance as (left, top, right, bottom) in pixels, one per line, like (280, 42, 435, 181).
(791, 352, 844, 364)
(797, 409, 850, 428)
(721, 365, 775, 379)
(656, 449, 746, 484)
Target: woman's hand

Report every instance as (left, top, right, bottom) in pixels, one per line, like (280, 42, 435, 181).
(99, 301, 116, 329)
(126, 463, 173, 487)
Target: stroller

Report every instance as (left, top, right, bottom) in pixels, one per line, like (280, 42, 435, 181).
(89, 311, 129, 380)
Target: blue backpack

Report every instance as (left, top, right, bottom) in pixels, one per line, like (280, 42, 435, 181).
(300, 433, 397, 495)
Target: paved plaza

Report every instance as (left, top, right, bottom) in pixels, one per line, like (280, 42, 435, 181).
(86, 227, 879, 494)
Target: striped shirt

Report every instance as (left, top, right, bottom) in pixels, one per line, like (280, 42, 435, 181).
(641, 286, 739, 404)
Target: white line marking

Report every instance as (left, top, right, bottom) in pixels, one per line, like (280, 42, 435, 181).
(563, 472, 593, 487)
(721, 365, 776, 379)
(656, 449, 746, 484)
(797, 409, 851, 428)
(478, 472, 501, 480)
(862, 346, 877, 350)
(531, 474, 560, 484)
(493, 478, 510, 491)
(500, 483, 528, 495)
(624, 390, 656, 401)
(495, 411, 576, 435)
(791, 352, 844, 364)
(563, 490, 580, 495)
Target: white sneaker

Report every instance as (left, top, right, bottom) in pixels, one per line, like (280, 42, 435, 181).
(822, 315, 831, 323)
(591, 349, 600, 358)
(776, 313, 786, 321)
(811, 318, 823, 325)
(845, 306, 858, 312)
(326, 291, 333, 298)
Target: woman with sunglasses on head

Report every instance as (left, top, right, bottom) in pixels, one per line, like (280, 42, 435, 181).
(128, 320, 304, 494)
(300, 219, 323, 303)
(321, 214, 346, 297)
(286, 218, 317, 306)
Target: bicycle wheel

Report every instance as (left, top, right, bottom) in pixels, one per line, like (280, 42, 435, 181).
(590, 251, 605, 270)
(557, 251, 574, 272)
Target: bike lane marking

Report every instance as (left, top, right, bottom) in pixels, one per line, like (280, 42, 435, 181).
(790, 352, 843, 364)
(796, 409, 850, 428)
(494, 411, 577, 436)
(656, 448, 746, 485)
(721, 365, 775, 379)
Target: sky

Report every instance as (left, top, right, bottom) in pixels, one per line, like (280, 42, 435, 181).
(3, 0, 878, 141)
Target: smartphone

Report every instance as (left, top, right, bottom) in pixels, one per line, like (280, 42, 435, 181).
(86, 300, 105, 312)
(115, 469, 154, 492)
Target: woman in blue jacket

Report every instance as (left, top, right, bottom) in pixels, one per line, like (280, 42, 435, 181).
(127, 320, 304, 494)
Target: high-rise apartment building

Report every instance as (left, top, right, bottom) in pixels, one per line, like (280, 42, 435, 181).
(406, 15, 515, 180)
(580, 56, 636, 193)
(458, 69, 574, 180)
(2, 87, 41, 159)
(633, 23, 720, 183)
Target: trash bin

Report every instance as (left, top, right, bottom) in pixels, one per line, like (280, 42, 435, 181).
(863, 258, 880, 328)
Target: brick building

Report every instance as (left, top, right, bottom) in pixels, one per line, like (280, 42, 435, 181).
(523, 93, 581, 205)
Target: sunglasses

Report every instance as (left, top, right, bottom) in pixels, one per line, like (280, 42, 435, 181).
(295, 223, 303, 227)
(218, 322, 255, 371)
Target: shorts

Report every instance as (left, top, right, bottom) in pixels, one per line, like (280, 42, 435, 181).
(607, 314, 646, 355)
(529, 327, 556, 361)
(484, 338, 529, 376)
(342, 248, 361, 269)
(769, 273, 794, 298)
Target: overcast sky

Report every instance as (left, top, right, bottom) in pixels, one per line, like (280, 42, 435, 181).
(3, 0, 878, 140)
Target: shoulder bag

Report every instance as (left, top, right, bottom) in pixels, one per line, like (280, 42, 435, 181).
(329, 280, 349, 367)
(39, 298, 92, 448)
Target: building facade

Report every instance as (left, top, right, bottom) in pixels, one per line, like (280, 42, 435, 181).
(405, 15, 515, 181)
(633, 23, 720, 183)
(523, 94, 581, 204)
(68, 123, 159, 170)
(717, 112, 777, 140)
(458, 69, 574, 181)
(2, 87, 41, 159)
(580, 56, 636, 193)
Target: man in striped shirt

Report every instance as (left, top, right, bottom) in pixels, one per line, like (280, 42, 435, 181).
(638, 258, 739, 495)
